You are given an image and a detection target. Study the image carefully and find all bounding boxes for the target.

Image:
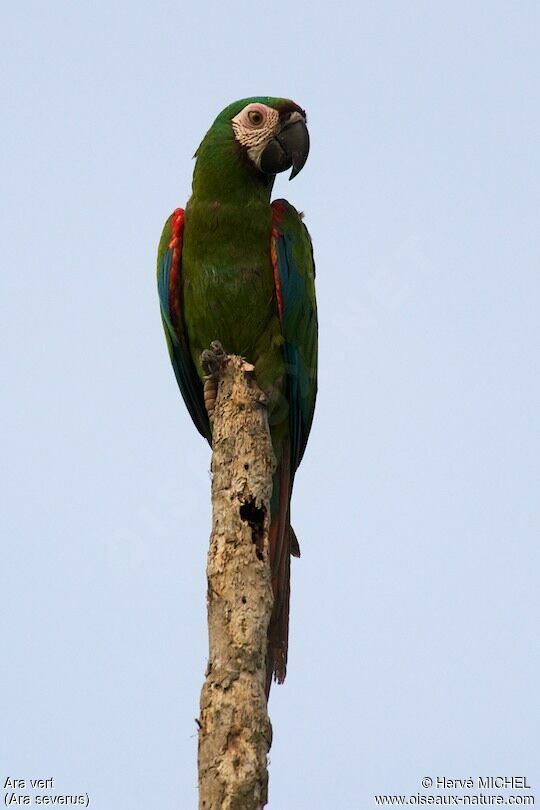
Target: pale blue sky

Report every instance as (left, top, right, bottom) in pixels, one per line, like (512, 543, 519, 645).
(2, 1, 539, 807)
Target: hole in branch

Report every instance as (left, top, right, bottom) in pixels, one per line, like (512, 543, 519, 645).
(239, 500, 265, 560)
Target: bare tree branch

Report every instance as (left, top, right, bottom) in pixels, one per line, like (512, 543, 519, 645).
(198, 349, 276, 810)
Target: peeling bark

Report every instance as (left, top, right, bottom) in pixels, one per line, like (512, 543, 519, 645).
(198, 353, 276, 810)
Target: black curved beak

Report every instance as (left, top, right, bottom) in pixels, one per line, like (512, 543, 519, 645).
(260, 114, 310, 180)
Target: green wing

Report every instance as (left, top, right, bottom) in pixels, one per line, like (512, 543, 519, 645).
(157, 209, 211, 442)
(271, 199, 318, 472)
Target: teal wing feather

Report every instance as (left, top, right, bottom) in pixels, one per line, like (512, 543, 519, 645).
(271, 200, 318, 473)
(157, 209, 211, 442)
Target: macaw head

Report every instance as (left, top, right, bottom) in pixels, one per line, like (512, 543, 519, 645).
(193, 97, 310, 190)
(229, 97, 309, 180)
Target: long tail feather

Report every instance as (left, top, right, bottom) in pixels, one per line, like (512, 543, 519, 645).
(265, 442, 296, 697)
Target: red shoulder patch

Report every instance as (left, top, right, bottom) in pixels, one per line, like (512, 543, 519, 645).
(168, 208, 184, 330)
(270, 202, 285, 323)
(271, 199, 286, 222)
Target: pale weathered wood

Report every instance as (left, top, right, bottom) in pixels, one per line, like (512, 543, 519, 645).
(198, 350, 276, 810)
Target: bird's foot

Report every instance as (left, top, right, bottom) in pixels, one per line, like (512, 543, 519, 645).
(201, 340, 226, 378)
(200, 342, 266, 417)
(201, 341, 226, 419)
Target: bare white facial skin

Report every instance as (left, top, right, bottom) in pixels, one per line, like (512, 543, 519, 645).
(231, 103, 281, 168)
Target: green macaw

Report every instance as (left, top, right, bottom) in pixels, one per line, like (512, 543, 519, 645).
(157, 97, 317, 691)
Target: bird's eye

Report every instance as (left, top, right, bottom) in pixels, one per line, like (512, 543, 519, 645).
(248, 109, 264, 126)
